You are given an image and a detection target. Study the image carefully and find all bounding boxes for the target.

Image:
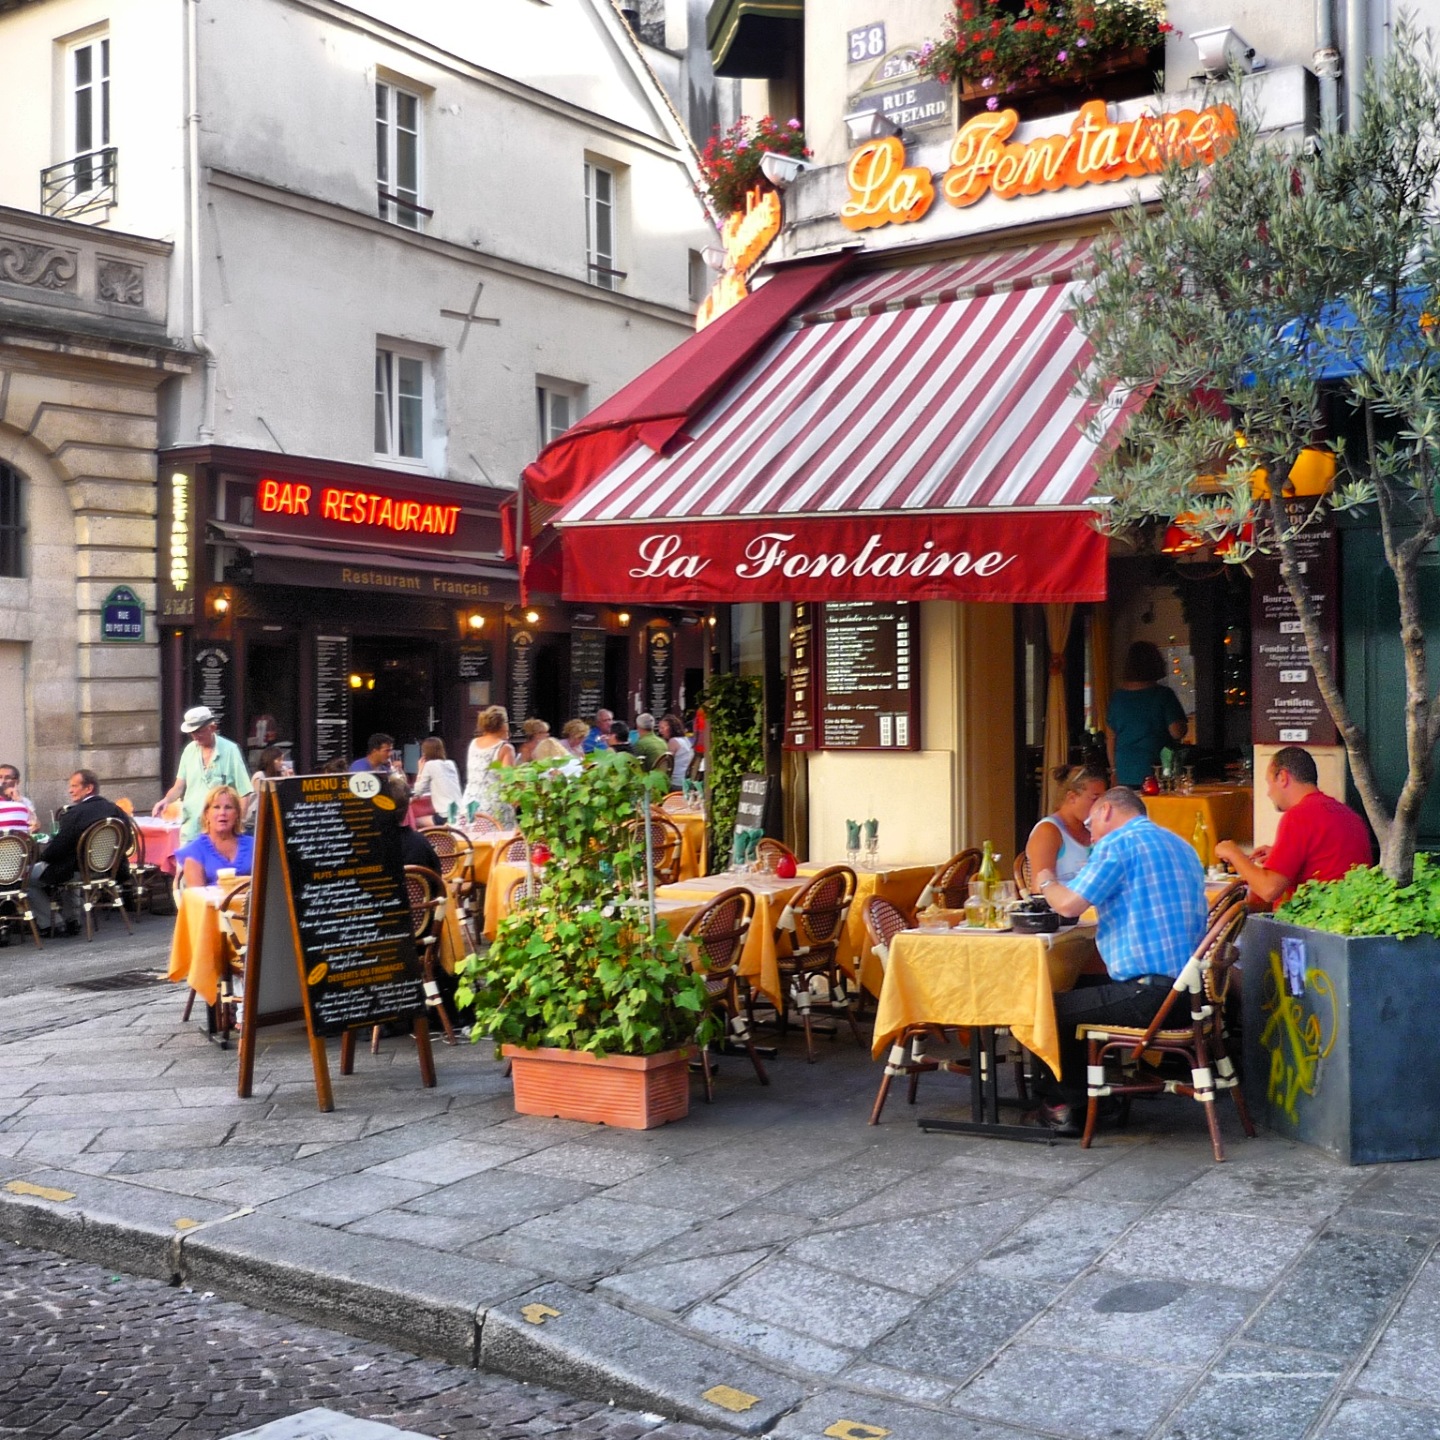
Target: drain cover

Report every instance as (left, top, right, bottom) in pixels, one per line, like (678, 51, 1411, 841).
(66, 969, 169, 992)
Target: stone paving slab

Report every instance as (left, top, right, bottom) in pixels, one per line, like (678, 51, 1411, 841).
(7, 927, 1440, 1437)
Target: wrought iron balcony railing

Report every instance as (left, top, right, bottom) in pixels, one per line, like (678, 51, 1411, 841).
(41, 148, 118, 220)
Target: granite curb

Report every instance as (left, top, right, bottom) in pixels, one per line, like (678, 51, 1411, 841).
(0, 1172, 807, 1434)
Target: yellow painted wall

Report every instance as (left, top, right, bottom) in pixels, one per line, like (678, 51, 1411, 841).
(1251, 743, 1349, 848)
(807, 601, 1015, 866)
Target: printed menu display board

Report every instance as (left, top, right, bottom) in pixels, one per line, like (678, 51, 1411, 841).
(508, 628, 535, 730)
(192, 643, 231, 723)
(238, 772, 433, 1111)
(784, 602, 818, 751)
(818, 602, 920, 750)
(314, 635, 351, 766)
(646, 626, 674, 718)
(1250, 517, 1340, 747)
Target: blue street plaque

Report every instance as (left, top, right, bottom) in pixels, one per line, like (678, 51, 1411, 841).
(101, 584, 146, 643)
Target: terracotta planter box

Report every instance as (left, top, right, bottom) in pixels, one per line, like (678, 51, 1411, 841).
(502, 1044, 692, 1129)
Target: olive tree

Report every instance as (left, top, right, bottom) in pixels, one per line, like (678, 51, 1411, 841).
(1075, 19, 1440, 882)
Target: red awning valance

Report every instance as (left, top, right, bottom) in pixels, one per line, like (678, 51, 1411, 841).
(560, 509, 1106, 605)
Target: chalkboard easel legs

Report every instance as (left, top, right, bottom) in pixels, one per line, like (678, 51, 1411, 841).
(309, 1032, 335, 1112)
(414, 1016, 437, 1088)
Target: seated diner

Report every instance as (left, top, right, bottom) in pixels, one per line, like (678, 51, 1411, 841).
(1213, 744, 1372, 908)
(1025, 764, 1110, 886)
(177, 785, 253, 888)
(1031, 785, 1208, 1136)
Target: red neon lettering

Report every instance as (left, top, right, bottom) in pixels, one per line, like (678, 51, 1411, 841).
(321, 488, 341, 520)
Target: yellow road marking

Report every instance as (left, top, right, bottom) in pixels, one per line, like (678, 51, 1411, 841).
(520, 1303, 561, 1325)
(5, 1180, 75, 1203)
(824, 1423, 891, 1439)
(174, 1218, 201, 1230)
(702, 1386, 760, 1413)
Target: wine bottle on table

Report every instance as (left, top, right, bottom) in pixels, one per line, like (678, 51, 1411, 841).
(978, 840, 999, 899)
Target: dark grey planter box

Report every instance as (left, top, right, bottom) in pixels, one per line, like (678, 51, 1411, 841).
(1240, 914, 1440, 1164)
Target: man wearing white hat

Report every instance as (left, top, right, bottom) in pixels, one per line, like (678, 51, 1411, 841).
(152, 705, 252, 843)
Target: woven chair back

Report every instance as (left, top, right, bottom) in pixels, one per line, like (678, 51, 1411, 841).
(499, 835, 532, 864)
(791, 865, 856, 950)
(80, 818, 126, 879)
(504, 873, 544, 910)
(756, 838, 796, 874)
(679, 888, 754, 977)
(0, 833, 32, 888)
(930, 848, 981, 907)
(403, 866, 445, 943)
(425, 826, 473, 883)
(470, 812, 503, 835)
(1205, 879, 1249, 930)
(861, 895, 909, 954)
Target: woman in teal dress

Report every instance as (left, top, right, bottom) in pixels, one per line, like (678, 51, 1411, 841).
(1106, 641, 1187, 787)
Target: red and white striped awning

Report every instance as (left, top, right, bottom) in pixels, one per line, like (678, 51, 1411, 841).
(554, 238, 1131, 605)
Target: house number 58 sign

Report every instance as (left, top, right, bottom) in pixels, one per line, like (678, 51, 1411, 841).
(848, 22, 886, 63)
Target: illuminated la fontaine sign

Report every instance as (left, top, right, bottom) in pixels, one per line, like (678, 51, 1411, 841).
(842, 99, 1236, 229)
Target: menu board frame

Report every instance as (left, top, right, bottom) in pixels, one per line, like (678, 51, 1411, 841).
(238, 774, 435, 1111)
(570, 627, 607, 722)
(645, 625, 674, 719)
(1250, 509, 1340, 747)
(508, 627, 536, 732)
(314, 634, 351, 767)
(733, 772, 773, 845)
(783, 602, 818, 751)
(816, 602, 921, 751)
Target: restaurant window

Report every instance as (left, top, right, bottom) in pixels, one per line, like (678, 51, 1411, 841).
(66, 32, 110, 195)
(0, 463, 24, 578)
(536, 381, 584, 449)
(376, 79, 424, 229)
(584, 160, 622, 290)
(374, 345, 429, 462)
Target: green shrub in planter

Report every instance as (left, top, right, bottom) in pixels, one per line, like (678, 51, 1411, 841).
(455, 751, 717, 1057)
(1277, 854, 1440, 939)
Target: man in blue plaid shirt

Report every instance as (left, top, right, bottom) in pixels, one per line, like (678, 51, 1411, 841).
(1033, 786, 1207, 1136)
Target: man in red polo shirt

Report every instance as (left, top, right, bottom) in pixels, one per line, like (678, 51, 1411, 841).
(1214, 746, 1372, 908)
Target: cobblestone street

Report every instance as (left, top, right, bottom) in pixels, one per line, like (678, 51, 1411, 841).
(0, 1242, 724, 1440)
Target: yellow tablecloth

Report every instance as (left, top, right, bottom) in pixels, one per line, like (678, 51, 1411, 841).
(484, 859, 545, 939)
(1145, 786, 1253, 854)
(872, 925, 1099, 1079)
(167, 886, 226, 1006)
(463, 830, 520, 886)
(656, 873, 803, 1011)
(798, 861, 933, 997)
(669, 812, 708, 880)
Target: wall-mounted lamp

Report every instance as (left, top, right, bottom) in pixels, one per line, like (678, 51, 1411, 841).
(843, 109, 902, 147)
(759, 151, 813, 189)
(209, 591, 231, 618)
(348, 673, 363, 689)
(1191, 26, 1258, 78)
(701, 245, 727, 272)
(524, 609, 540, 625)
(707, 615, 718, 628)
(466, 612, 485, 631)
(617, 611, 631, 627)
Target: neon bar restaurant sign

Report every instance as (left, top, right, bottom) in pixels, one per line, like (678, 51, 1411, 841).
(842, 100, 1236, 229)
(258, 477, 460, 536)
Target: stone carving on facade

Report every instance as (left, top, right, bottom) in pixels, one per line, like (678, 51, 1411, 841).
(97, 258, 145, 306)
(0, 237, 79, 292)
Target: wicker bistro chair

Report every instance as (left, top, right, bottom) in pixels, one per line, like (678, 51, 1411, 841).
(0, 833, 42, 949)
(755, 838, 797, 875)
(1077, 901, 1256, 1162)
(623, 814, 684, 889)
(209, 879, 252, 1046)
(677, 887, 767, 1102)
(503, 872, 545, 912)
(64, 818, 132, 941)
(1013, 852, 1034, 898)
(648, 750, 675, 782)
(498, 835, 533, 865)
(425, 825, 480, 944)
(918, 848, 982, 909)
(659, 791, 697, 815)
(365, 866, 455, 1057)
(119, 817, 168, 918)
(1206, 879, 1249, 929)
(469, 811, 504, 835)
(776, 865, 859, 1063)
(865, 895, 956, 1123)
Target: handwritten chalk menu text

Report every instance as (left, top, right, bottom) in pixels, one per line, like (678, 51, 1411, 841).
(819, 602, 920, 750)
(1250, 515, 1340, 746)
(273, 773, 424, 1035)
(314, 635, 351, 766)
(733, 772, 772, 841)
(784, 602, 818, 750)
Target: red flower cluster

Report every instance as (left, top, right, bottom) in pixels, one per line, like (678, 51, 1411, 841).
(698, 115, 810, 217)
(917, 0, 1171, 94)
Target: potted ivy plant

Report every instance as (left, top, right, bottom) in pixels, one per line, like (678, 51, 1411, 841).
(916, 0, 1171, 117)
(455, 751, 716, 1129)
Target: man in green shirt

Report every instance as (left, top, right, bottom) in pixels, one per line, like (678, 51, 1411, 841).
(633, 713, 667, 769)
(152, 706, 253, 842)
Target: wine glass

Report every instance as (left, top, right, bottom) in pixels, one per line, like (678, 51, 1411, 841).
(864, 833, 879, 871)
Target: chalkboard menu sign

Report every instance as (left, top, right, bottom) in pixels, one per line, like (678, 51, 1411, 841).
(239, 773, 433, 1111)
(314, 635, 351, 766)
(192, 643, 232, 722)
(570, 629, 606, 721)
(1251, 516, 1340, 746)
(646, 626, 674, 718)
(784, 602, 818, 750)
(508, 628, 536, 729)
(733, 772, 772, 839)
(819, 602, 920, 750)
(459, 648, 491, 682)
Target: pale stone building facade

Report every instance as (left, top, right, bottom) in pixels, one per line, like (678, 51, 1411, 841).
(0, 206, 189, 816)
